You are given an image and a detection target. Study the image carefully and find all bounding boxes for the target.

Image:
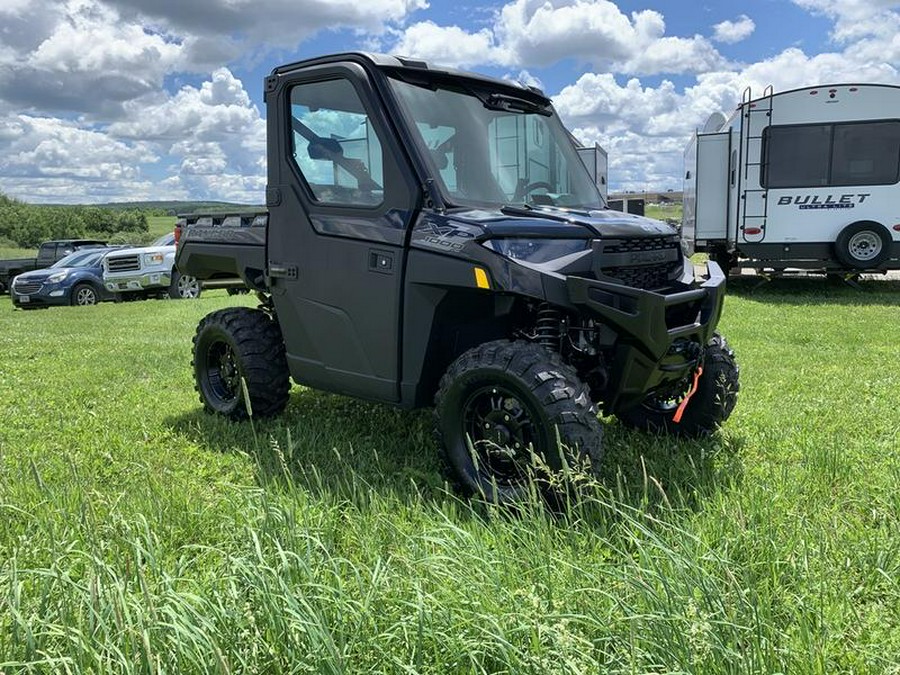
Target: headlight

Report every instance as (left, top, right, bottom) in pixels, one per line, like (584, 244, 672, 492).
(46, 271, 68, 283)
(144, 252, 165, 265)
(482, 238, 590, 264)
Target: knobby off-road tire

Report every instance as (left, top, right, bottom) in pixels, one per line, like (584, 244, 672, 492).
(435, 340, 603, 505)
(192, 308, 290, 421)
(71, 283, 99, 306)
(169, 269, 202, 299)
(616, 333, 739, 438)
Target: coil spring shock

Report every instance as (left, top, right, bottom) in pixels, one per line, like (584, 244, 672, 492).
(535, 303, 562, 351)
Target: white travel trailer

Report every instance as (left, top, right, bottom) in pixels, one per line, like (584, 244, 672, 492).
(576, 143, 609, 201)
(682, 84, 900, 273)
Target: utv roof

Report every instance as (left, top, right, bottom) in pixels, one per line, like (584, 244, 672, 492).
(268, 52, 549, 104)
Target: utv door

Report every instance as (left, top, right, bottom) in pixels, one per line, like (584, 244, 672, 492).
(265, 62, 419, 403)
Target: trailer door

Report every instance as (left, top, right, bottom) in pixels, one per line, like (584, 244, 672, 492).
(695, 132, 731, 242)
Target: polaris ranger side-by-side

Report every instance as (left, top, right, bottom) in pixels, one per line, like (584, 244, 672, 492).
(176, 53, 739, 504)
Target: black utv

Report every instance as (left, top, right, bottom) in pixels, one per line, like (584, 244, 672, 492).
(176, 53, 739, 504)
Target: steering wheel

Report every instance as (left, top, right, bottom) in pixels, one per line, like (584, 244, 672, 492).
(513, 180, 554, 202)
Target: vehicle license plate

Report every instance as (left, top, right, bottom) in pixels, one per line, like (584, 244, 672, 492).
(19, 296, 29, 303)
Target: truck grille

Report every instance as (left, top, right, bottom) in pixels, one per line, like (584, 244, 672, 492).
(597, 236, 682, 291)
(14, 279, 42, 294)
(106, 255, 141, 273)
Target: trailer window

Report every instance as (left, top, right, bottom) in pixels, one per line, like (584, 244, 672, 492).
(831, 122, 900, 186)
(762, 121, 900, 188)
(289, 78, 385, 207)
(762, 125, 831, 188)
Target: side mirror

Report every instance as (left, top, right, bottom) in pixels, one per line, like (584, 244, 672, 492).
(308, 138, 343, 160)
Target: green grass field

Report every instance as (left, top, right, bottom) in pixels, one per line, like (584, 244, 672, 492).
(0, 247, 36, 260)
(644, 203, 682, 223)
(147, 215, 176, 238)
(1, 280, 899, 672)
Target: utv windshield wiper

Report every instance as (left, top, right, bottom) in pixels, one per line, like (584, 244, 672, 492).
(483, 93, 552, 116)
(500, 204, 577, 222)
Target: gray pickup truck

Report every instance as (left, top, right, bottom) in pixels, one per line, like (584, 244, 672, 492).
(0, 239, 107, 294)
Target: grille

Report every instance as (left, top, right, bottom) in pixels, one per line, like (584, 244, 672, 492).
(106, 255, 141, 273)
(604, 265, 675, 290)
(14, 280, 42, 294)
(604, 236, 680, 255)
(599, 236, 682, 290)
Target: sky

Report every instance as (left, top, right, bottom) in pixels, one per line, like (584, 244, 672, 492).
(0, 0, 898, 204)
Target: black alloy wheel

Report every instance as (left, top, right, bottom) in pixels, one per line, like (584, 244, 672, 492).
(435, 340, 602, 505)
(192, 308, 290, 420)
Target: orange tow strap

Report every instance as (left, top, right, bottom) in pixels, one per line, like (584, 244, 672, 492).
(673, 366, 703, 424)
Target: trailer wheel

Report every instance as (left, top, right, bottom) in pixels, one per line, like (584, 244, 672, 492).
(616, 333, 739, 438)
(834, 221, 891, 269)
(193, 308, 290, 420)
(434, 340, 602, 505)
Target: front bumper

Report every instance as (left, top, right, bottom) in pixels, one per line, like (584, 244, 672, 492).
(104, 270, 171, 292)
(11, 285, 70, 307)
(567, 261, 727, 412)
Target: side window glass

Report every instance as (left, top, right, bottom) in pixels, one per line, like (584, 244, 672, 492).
(38, 243, 55, 260)
(831, 121, 900, 186)
(289, 78, 384, 207)
(762, 125, 831, 188)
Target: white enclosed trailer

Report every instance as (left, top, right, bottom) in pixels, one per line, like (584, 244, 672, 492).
(682, 84, 900, 273)
(576, 143, 609, 201)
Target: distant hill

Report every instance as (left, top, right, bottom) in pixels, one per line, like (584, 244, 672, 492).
(608, 191, 683, 203)
(45, 201, 265, 215)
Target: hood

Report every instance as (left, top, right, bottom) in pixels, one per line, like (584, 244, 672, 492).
(106, 244, 175, 257)
(15, 265, 85, 282)
(455, 205, 676, 240)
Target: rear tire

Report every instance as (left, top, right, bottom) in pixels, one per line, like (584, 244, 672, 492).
(834, 221, 891, 269)
(616, 333, 739, 437)
(169, 270, 202, 299)
(192, 308, 290, 420)
(435, 340, 602, 505)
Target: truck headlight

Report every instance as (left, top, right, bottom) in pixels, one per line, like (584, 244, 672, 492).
(482, 238, 589, 264)
(46, 271, 68, 284)
(144, 252, 164, 265)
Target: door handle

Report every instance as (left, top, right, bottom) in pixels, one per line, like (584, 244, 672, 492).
(368, 250, 394, 274)
(269, 262, 298, 279)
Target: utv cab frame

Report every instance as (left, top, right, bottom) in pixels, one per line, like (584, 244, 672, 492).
(177, 53, 739, 504)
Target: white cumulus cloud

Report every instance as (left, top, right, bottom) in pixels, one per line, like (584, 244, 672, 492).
(712, 15, 756, 44)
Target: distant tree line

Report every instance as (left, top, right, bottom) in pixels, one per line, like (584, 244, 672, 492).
(0, 192, 155, 248)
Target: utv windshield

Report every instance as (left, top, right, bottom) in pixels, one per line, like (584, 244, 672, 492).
(389, 76, 603, 210)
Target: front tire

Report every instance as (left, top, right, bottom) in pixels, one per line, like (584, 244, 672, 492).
(169, 269, 202, 299)
(71, 283, 99, 306)
(616, 333, 739, 437)
(192, 308, 290, 420)
(435, 340, 602, 504)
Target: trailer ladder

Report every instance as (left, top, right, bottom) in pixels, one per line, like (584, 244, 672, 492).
(739, 85, 773, 241)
